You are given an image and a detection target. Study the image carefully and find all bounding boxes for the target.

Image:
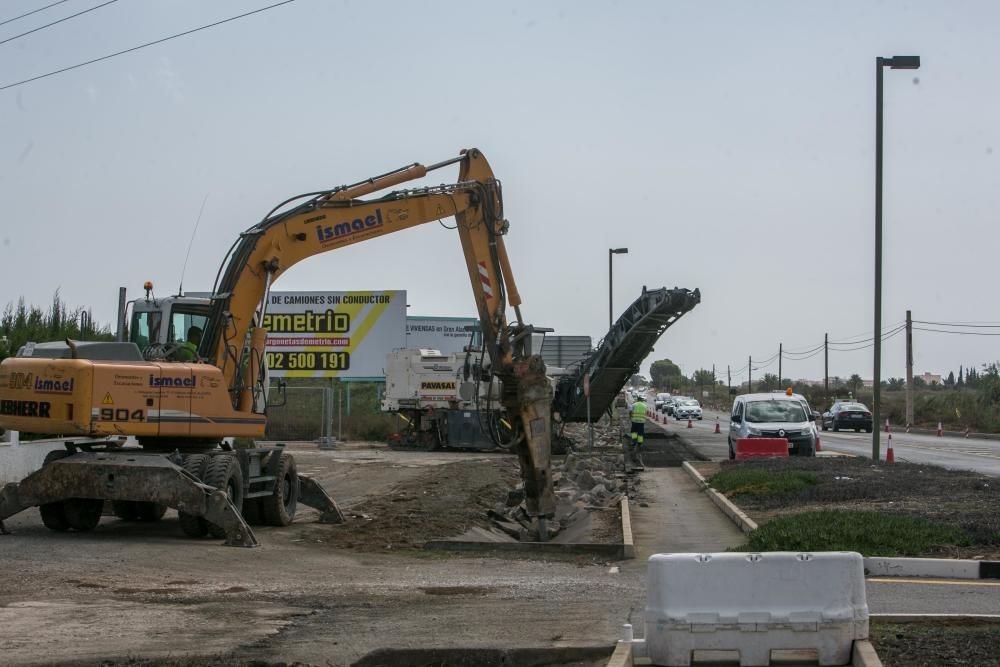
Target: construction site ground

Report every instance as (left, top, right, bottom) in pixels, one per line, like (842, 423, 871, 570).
(0, 440, 655, 666)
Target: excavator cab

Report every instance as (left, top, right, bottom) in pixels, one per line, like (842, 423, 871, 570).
(128, 294, 211, 362)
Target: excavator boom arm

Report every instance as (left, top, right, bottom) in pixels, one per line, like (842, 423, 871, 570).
(201, 149, 554, 526)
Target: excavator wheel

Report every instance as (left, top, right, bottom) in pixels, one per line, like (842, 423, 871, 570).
(241, 498, 263, 526)
(39, 450, 73, 532)
(63, 498, 104, 532)
(111, 501, 141, 521)
(178, 453, 211, 538)
(203, 454, 245, 539)
(136, 502, 168, 522)
(261, 453, 298, 527)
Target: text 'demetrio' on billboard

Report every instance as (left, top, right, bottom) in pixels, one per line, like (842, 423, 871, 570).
(264, 291, 405, 378)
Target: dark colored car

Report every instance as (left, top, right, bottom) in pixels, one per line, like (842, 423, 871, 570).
(822, 402, 873, 432)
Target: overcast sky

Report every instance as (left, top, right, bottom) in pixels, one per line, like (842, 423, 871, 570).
(2, 0, 999, 384)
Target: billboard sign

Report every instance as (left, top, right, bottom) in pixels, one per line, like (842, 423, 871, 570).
(405, 316, 479, 355)
(263, 290, 406, 378)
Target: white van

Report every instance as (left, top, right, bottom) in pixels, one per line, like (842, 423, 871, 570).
(728, 393, 817, 459)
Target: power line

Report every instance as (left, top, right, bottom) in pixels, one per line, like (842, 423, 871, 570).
(0, 0, 70, 28)
(0, 0, 119, 47)
(0, 0, 298, 91)
(913, 320, 1000, 329)
(913, 326, 1000, 337)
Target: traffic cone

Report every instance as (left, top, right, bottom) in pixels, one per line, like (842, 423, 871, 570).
(714, 417, 721, 434)
(687, 418, 693, 429)
(886, 432, 894, 464)
(815, 436, 822, 452)
(965, 426, 970, 439)
(885, 418, 891, 434)
(936, 422, 943, 437)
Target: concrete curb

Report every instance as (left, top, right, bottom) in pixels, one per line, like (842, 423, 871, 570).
(605, 641, 632, 667)
(679, 461, 1000, 580)
(680, 461, 758, 534)
(852, 639, 882, 667)
(871, 613, 1000, 623)
(620, 497, 635, 559)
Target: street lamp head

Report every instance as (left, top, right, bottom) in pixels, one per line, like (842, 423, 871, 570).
(610, 247, 629, 254)
(884, 55, 920, 70)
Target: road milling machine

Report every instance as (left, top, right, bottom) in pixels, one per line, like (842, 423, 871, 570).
(0, 149, 556, 545)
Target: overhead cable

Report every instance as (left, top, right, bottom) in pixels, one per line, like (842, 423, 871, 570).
(0, 0, 70, 28)
(913, 320, 1000, 329)
(0, 0, 298, 91)
(913, 326, 1000, 337)
(0, 0, 118, 47)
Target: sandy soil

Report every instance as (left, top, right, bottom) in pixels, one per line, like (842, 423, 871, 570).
(0, 442, 641, 666)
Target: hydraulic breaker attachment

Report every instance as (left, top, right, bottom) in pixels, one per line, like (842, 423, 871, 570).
(0, 452, 258, 547)
(510, 355, 556, 541)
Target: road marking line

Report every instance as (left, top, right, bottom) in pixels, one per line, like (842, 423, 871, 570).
(868, 578, 1000, 587)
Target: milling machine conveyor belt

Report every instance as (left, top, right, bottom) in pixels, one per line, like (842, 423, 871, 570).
(554, 286, 700, 422)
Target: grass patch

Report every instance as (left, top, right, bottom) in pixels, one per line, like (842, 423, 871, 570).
(735, 510, 972, 557)
(709, 468, 817, 498)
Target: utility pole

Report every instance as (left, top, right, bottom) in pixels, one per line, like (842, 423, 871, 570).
(748, 355, 752, 392)
(824, 333, 829, 401)
(778, 343, 783, 389)
(905, 310, 914, 426)
(727, 365, 731, 395)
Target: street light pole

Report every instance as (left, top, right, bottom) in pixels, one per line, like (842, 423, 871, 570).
(608, 247, 628, 329)
(873, 55, 920, 462)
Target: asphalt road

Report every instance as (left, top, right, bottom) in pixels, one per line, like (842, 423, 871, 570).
(652, 408, 1000, 616)
(689, 407, 1000, 476)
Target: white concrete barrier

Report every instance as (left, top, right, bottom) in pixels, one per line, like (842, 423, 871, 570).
(0, 439, 68, 485)
(637, 552, 869, 667)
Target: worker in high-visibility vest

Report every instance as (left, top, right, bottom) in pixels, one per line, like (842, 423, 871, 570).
(630, 396, 647, 465)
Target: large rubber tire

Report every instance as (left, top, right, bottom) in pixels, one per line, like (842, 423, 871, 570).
(833, 423, 840, 432)
(203, 454, 244, 538)
(178, 453, 211, 538)
(39, 450, 72, 531)
(728, 439, 736, 460)
(63, 498, 103, 531)
(821, 422, 828, 432)
(112, 501, 141, 521)
(136, 502, 167, 522)
(262, 453, 298, 527)
(241, 497, 263, 525)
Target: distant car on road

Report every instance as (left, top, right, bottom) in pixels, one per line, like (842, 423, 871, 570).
(654, 393, 671, 411)
(674, 399, 703, 420)
(822, 402, 873, 433)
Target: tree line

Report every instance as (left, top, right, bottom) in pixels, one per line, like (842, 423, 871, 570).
(643, 356, 1000, 431)
(0, 293, 114, 361)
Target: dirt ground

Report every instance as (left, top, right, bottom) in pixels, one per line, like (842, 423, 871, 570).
(707, 457, 1000, 559)
(871, 621, 1000, 667)
(0, 442, 641, 666)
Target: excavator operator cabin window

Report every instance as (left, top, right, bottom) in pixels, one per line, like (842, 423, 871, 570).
(130, 310, 162, 350)
(168, 309, 210, 345)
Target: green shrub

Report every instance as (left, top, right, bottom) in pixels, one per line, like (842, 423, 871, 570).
(710, 469, 817, 498)
(736, 510, 972, 557)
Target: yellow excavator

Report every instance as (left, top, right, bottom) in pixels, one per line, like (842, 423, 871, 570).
(0, 149, 555, 545)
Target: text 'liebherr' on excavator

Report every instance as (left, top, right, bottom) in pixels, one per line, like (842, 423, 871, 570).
(0, 149, 556, 544)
